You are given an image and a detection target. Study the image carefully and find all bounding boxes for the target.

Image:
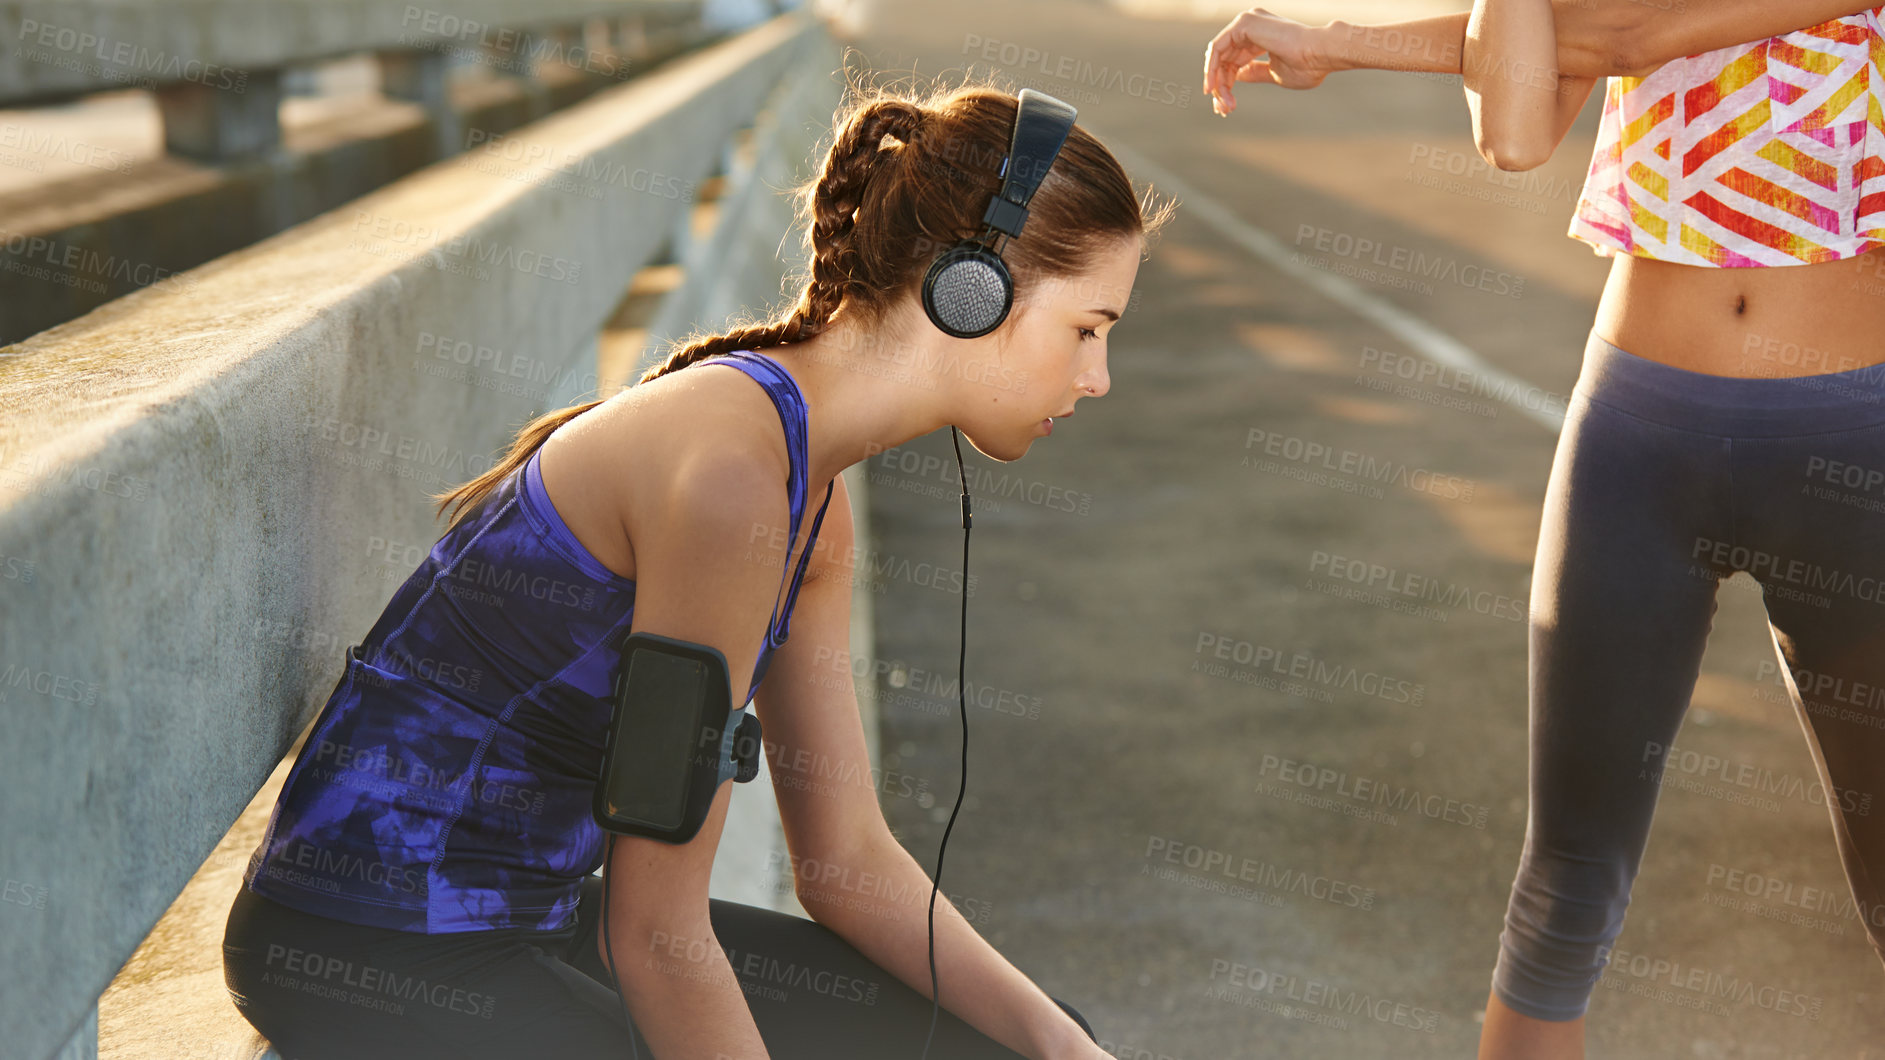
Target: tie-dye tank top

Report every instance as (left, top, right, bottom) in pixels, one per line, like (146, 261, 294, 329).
(243, 350, 834, 933)
(1568, 6, 1885, 266)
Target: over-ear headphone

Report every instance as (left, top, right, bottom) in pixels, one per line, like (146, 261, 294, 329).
(920, 88, 1078, 339)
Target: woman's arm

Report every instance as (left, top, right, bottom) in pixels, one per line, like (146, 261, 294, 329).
(1319, 0, 1884, 79)
(1205, 0, 1884, 113)
(1203, 4, 1609, 115)
(750, 473, 1103, 1060)
(599, 450, 805, 1059)
(1462, 0, 1598, 171)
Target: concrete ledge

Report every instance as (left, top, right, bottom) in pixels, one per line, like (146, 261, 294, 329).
(0, 11, 824, 1059)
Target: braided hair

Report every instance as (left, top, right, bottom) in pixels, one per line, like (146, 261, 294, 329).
(636, 97, 927, 382)
(432, 74, 1171, 531)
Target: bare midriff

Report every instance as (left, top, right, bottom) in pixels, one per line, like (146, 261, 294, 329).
(1593, 246, 1885, 378)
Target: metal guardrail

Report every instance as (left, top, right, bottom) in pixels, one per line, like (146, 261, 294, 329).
(0, 0, 740, 348)
(0, 0, 704, 106)
(0, 11, 838, 1058)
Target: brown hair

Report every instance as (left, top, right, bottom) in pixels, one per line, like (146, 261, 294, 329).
(431, 71, 1173, 531)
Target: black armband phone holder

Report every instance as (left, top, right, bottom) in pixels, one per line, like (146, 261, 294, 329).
(593, 631, 764, 844)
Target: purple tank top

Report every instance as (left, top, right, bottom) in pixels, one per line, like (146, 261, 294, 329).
(243, 351, 834, 933)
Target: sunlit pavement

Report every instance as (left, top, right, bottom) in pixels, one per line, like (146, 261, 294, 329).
(841, 1, 1885, 1056)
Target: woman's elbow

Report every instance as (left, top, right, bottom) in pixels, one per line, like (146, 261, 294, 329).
(1475, 130, 1551, 172)
(790, 829, 896, 923)
(1487, 145, 1551, 172)
(794, 873, 865, 928)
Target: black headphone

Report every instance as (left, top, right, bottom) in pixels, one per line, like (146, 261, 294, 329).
(920, 88, 1079, 339)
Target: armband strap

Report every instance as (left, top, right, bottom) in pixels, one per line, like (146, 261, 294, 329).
(731, 711, 763, 784)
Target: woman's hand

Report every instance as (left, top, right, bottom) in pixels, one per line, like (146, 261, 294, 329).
(1202, 7, 1334, 115)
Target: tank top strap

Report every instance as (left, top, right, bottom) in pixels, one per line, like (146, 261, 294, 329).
(774, 479, 835, 644)
(693, 350, 821, 645)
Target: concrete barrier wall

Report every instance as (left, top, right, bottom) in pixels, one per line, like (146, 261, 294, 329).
(0, 12, 832, 1058)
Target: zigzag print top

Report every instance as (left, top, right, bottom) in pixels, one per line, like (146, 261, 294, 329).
(1568, 6, 1885, 266)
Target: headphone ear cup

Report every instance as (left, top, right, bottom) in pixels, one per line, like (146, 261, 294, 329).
(922, 243, 1013, 339)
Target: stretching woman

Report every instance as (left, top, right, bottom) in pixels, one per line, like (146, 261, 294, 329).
(222, 75, 1170, 1059)
(1205, 1, 1885, 1057)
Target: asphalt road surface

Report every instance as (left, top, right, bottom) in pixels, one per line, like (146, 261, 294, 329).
(834, 1, 1885, 1057)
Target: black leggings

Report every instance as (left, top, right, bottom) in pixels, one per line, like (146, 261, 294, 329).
(224, 878, 1094, 1058)
(1491, 330, 1885, 1020)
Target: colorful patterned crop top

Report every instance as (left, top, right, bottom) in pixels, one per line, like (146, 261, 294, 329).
(243, 351, 834, 934)
(1567, 6, 1885, 266)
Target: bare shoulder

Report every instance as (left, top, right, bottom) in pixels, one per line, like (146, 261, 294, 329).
(611, 363, 795, 544)
(536, 361, 793, 582)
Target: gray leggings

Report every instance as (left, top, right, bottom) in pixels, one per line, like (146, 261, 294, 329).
(1492, 330, 1885, 1021)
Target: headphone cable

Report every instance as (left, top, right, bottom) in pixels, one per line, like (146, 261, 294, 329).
(921, 425, 973, 1060)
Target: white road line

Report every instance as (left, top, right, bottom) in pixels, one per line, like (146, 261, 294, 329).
(1106, 138, 1566, 434)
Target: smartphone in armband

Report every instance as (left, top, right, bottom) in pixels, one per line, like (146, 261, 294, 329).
(593, 631, 764, 844)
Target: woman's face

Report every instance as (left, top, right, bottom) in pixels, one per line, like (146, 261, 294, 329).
(960, 234, 1142, 462)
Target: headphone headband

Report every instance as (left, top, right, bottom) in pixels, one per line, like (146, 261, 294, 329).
(981, 88, 1078, 240)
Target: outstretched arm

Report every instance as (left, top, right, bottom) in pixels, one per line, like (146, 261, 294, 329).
(1322, 0, 1884, 79)
(1206, 0, 1884, 114)
(1462, 0, 1597, 171)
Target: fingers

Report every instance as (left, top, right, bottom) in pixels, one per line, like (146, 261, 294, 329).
(1202, 14, 1254, 103)
(1213, 54, 1244, 113)
(1203, 35, 1228, 99)
(1213, 57, 1278, 113)
(1209, 58, 1247, 114)
(1203, 13, 1273, 115)
(1234, 58, 1272, 85)
(1205, 49, 1242, 112)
